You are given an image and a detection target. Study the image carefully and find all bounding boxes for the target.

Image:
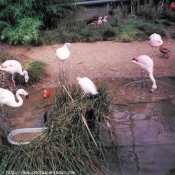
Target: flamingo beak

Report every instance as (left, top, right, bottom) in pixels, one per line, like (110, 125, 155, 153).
(26, 94, 29, 99)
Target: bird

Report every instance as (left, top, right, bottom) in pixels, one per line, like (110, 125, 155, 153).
(132, 55, 157, 92)
(159, 45, 171, 58)
(102, 15, 108, 23)
(55, 43, 71, 70)
(77, 77, 98, 98)
(0, 88, 29, 107)
(42, 89, 51, 103)
(170, 2, 175, 10)
(148, 33, 163, 58)
(0, 60, 29, 87)
(90, 16, 103, 25)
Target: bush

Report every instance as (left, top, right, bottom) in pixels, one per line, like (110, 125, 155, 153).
(1, 18, 43, 45)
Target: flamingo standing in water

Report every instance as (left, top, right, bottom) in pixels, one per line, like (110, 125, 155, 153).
(0, 60, 29, 86)
(55, 43, 71, 71)
(148, 33, 163, 58)
(132, 55, 157, 92)
(0, 88, 29, 107)
(77, 77, 98, 98)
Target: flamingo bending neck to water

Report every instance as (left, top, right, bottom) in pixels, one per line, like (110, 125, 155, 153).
(132, 55, 157, 92)
(0, 60, 29, 86)
(0, 88, 29, 107)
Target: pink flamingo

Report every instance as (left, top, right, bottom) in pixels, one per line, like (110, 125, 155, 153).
(0, 60, 29, 86)
(148, 33, 163, 58)
(132, 55, 157, 92)
(55, 43, 71, 71)
(0, 88, 29, 107)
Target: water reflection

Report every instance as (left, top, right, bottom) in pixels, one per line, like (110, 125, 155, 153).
(105, 77, 175, 175)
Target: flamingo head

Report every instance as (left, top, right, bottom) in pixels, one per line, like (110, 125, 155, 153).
(64, 43, 71, 48)
(17, 89, 29, 99)
(150, 84, 157, 93)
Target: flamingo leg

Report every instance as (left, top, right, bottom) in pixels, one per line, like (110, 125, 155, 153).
(140, 69, 148, 88)
(12, 74, 16, 87)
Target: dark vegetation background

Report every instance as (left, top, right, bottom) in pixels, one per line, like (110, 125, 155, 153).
(0, 0, 174, 46)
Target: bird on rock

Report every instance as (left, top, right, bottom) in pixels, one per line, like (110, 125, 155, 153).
(148, 33, 163, 58)
(55, 43, 71, 70)
(159, 45, 171, 59)
(0, 60, 29, 87)
(77, 77, 98, 98)
(0, 88, 29, 107)
(132, 55, 157, 92)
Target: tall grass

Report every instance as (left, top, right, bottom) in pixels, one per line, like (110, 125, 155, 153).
(0, 72, 116, 174)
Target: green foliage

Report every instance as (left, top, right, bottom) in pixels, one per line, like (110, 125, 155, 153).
(0, 0, 76, 45)
(137, 3, 160, 20)
(136, 21, 166, 38)
(14, 60, 48, 85)
(1, 18, 42, 45)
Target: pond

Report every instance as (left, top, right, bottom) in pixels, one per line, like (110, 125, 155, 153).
(104, 77, 175, 175)
(2, 76, 175, 175)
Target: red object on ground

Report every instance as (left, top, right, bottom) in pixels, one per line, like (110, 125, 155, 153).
(42, 89, 51, 99)
(170, 2, 175, 10)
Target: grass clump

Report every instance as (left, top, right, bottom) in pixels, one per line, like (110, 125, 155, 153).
(0, 72, 115, 174)
(14, 60, 48, 85)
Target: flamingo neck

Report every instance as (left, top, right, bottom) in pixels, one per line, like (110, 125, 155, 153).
(10, 92, 24, 107)
(149, 72, 157, 91)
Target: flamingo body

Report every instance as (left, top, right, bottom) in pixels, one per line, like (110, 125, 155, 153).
(0, 60, 29, 85)
(42, 89, 51, 99)
(149, 33, 163, 47)
(132, 55, 157, 92)
(77, 77, 98, 95)
(0, 88, 29, 107)
(149, 33, 163, 58)
(55, 43, 71, 61)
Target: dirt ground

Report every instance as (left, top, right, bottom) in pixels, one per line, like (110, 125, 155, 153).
(1, 39, 175, 88)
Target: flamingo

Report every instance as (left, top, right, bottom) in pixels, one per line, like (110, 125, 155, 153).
(77, 77, 98, 98)
(132, 55, 157, 92)
(148, 33, 163, 58)
(159, 45, 171, 59)
(42, 89, 51, 103)
(0, 88, 29, 107)
(55, 43, 71, 71)
(0, 60, 29, 86)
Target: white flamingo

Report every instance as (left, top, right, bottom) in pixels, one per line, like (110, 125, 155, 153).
(132, 55, 157, 92)
(0, 88, 29, 107)
(148, 33, 163, 58)
(0, 60, 29, 86)
(77, 77, 98, 98)
(55, 43, 71, 70)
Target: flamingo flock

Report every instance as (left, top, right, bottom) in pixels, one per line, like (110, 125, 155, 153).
(0, 29, 171, 132)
